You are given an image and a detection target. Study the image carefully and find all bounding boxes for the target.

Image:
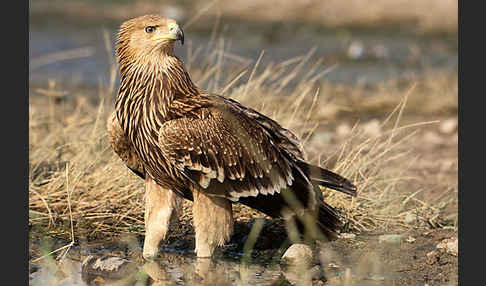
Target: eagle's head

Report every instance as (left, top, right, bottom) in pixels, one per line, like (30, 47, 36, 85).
(116, 14, 184, 63)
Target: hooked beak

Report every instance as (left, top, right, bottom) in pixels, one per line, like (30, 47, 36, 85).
(151, 23, 184, 46)
(176, 27, 184, 45)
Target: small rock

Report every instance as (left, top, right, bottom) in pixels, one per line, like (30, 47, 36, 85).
(439, 118, 458, 134)
(281, 250, 319, 286)
(378, 234, 402, 244)
(436, 237, 458, 256)
(347, 41, 365, 60)
(404, 213, 417, 224)
(281, 244, 313, 268)
(340, 233, 356, 239)
(405, 236, 416, 243)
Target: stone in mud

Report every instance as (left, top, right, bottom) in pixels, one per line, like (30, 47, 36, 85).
(280, 244, 315, 284)
(436, 237, 458, 256)
(347, 41, 365, 59)
(281, 243, 313, 268)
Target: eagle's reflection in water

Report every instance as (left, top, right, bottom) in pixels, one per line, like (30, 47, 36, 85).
(79, 251, 287, 286)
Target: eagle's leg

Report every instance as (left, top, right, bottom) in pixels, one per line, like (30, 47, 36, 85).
(192, 189, 234, 257)
(143, 178, 181, 260)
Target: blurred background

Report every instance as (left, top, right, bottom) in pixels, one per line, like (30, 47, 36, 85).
(29, 0, 457, 90)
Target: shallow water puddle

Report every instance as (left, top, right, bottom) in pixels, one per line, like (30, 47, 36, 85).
(29, 245, 403, 286)
(30, 248, 285, 286)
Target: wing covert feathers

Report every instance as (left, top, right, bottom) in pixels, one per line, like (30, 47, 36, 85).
(158, 102, 297, 201)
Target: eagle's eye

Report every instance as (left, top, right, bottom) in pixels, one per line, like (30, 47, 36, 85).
(145, 26, 156, 33)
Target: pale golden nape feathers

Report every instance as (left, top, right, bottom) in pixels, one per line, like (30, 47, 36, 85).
(107, 14, 357, 258)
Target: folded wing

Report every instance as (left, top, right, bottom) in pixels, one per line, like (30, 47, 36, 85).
(158, 99, 300, 202)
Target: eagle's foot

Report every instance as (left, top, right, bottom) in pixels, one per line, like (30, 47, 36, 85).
(143, 178, 181, 260)
(192, 190, 234, 257)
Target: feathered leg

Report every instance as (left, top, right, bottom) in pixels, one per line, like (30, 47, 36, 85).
(143, 178, 181, 260)
(192, 189, 233, 257)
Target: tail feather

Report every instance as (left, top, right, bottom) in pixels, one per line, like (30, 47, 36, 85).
(315, 201, 342, 240)
(291, 198, 342, 241)
(298, 161, 357, 197)
(239, 161, 356, 242)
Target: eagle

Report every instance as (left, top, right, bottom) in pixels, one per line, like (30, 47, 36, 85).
(107, 15, 357, 259)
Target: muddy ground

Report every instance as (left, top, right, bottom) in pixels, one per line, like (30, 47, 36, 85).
(29, 112, 458, 286)
(29, 227, 458, 285)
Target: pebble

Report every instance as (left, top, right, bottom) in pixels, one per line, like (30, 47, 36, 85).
(436, 237, 458, 256)
(281, 243, 313, 267)
(404, 213, 417, 224)
(378, 234, 402, 244)
(281, 244, 318, 286)
(347, 41, 365, 59)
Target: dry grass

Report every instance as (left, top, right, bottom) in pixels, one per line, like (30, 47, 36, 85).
(29, 34, 457, 249)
